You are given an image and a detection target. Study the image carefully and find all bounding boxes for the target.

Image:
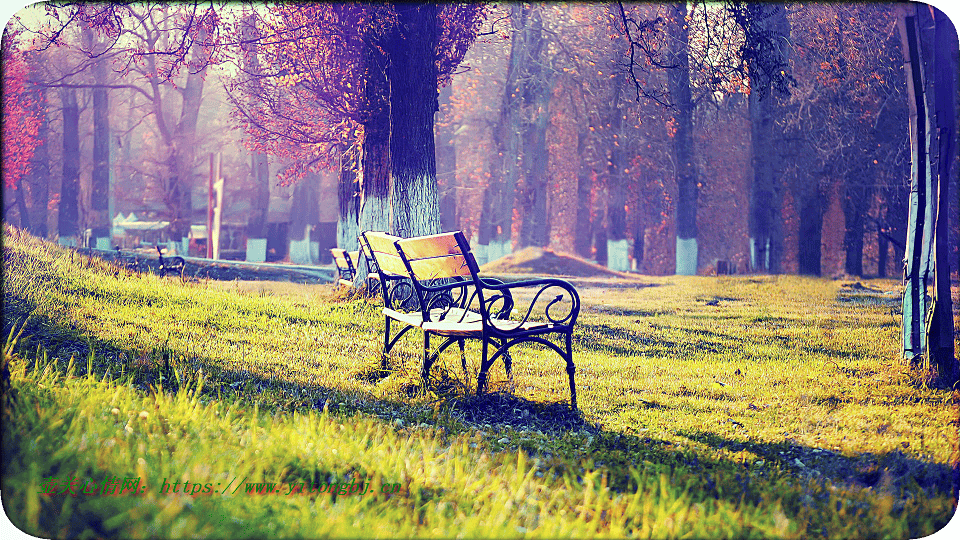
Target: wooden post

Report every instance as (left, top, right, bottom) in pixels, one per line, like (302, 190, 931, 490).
(212, 153, 224, 260)
(207, 153, 215, 258)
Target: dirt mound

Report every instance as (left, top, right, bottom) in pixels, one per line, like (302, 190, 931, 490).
(479, 247, 633, 278)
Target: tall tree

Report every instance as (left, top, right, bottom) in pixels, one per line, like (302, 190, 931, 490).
(231, 3, 483, 243)
(388, 2, 441, 238)
(83, 26, 111, 248)
(740, 3, 790, 273)
(481, 3, 535, 258)
(239, 7, 271, 243)
(898, 3, 957, 387)
(59, 86, 80, 243)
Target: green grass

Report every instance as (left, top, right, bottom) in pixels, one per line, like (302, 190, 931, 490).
(2, 226, 957, 538)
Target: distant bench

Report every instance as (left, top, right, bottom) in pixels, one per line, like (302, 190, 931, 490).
(330, 247, 379, 292)
(330, 248, 359, 288)
(360, 230, 581, 410)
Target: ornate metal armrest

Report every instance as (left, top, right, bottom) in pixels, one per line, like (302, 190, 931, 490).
(478, 277, 580, 330)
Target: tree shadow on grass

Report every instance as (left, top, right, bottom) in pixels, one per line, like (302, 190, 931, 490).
(5, 297, 958, 538)
(676, 429, 959, 500)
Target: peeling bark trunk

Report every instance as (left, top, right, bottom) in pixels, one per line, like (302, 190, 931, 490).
(899, 8, 932, 362)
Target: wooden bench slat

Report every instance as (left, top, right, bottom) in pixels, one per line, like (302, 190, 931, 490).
(364, 232, 403, 253)
(406, 254, 472, 280)
(394, 232, 463, 260)
(372, 252, 408, 277)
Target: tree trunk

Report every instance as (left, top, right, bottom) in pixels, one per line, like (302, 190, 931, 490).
(242, 12, 270, 240)
(573, 128, 593, 259)
(389, 2, 441, 238)
(59, 87, 80, 243)
(485, 3, 529, 255)
(926, 5, 957, 386)
(248, 152, 270, 238)
(27, 78, 49, 238)
(632, 215, 645, 270)
(796, 179, 823, 276)
(898, 8, 932, 363)
(517, 80, 552, 248)
(842, 177, 870, 276)
(336, 154, 360, 250)
(747, 3, 789, 274)
(517, 5, 552, 249)
(355, 112, 391, 286)
(666, 2, 698, 275)
(90, 78, 110, 245)
(605, 76, 629, 271)
(877, 231, 889, 278)
(167, 44, 208, 242)
(14, 181, 29, 230)
(359, 114, 391, 236)
(594, 226, 608, 266)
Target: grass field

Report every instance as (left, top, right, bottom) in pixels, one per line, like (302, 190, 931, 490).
(2, 225, 958, 538)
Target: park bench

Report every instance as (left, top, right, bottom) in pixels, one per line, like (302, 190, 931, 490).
(331, 245, 381, 293)
(155, 245, 185, 278)
(393, 231, 581, 410)
(330, 248, 360, 288)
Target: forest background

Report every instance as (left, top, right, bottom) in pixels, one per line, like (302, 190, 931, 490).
(2, 1, 958, 281)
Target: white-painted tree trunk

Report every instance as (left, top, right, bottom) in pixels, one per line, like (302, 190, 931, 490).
(675, 237, 698, 276)
(607, 239, 630, 272)
(289, 225, 314, 264)
(246, 238, 267, 263)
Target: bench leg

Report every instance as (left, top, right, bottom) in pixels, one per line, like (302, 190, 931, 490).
(503, 347, 513, 387)
(421, 332, 431, 382)
(384, 318, 414, 355)
(458, 339, 467, 380)
(477, 337, 491, 395)
(565, 333, 577, 411)
(477, 337, 507, 396)
(383, 317, 391, 354)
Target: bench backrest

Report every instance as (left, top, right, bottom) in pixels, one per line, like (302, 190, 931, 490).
(357, 237, 379, 275)
(394, 231, 487, 319)
(361, 232, 407, 278)
(393, 232, 473, 281)
(361, 231, 420, 310)
(330, 248, 357, 279)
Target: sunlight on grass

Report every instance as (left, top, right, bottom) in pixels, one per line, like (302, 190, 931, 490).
(2, 227, 957, 538)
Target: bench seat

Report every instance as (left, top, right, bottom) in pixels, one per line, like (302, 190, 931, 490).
(382, 307, 483, 329)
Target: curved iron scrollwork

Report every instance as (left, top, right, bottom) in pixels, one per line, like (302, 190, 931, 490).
(385, 279, 416, 311)
(484, 280, 579, 334)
